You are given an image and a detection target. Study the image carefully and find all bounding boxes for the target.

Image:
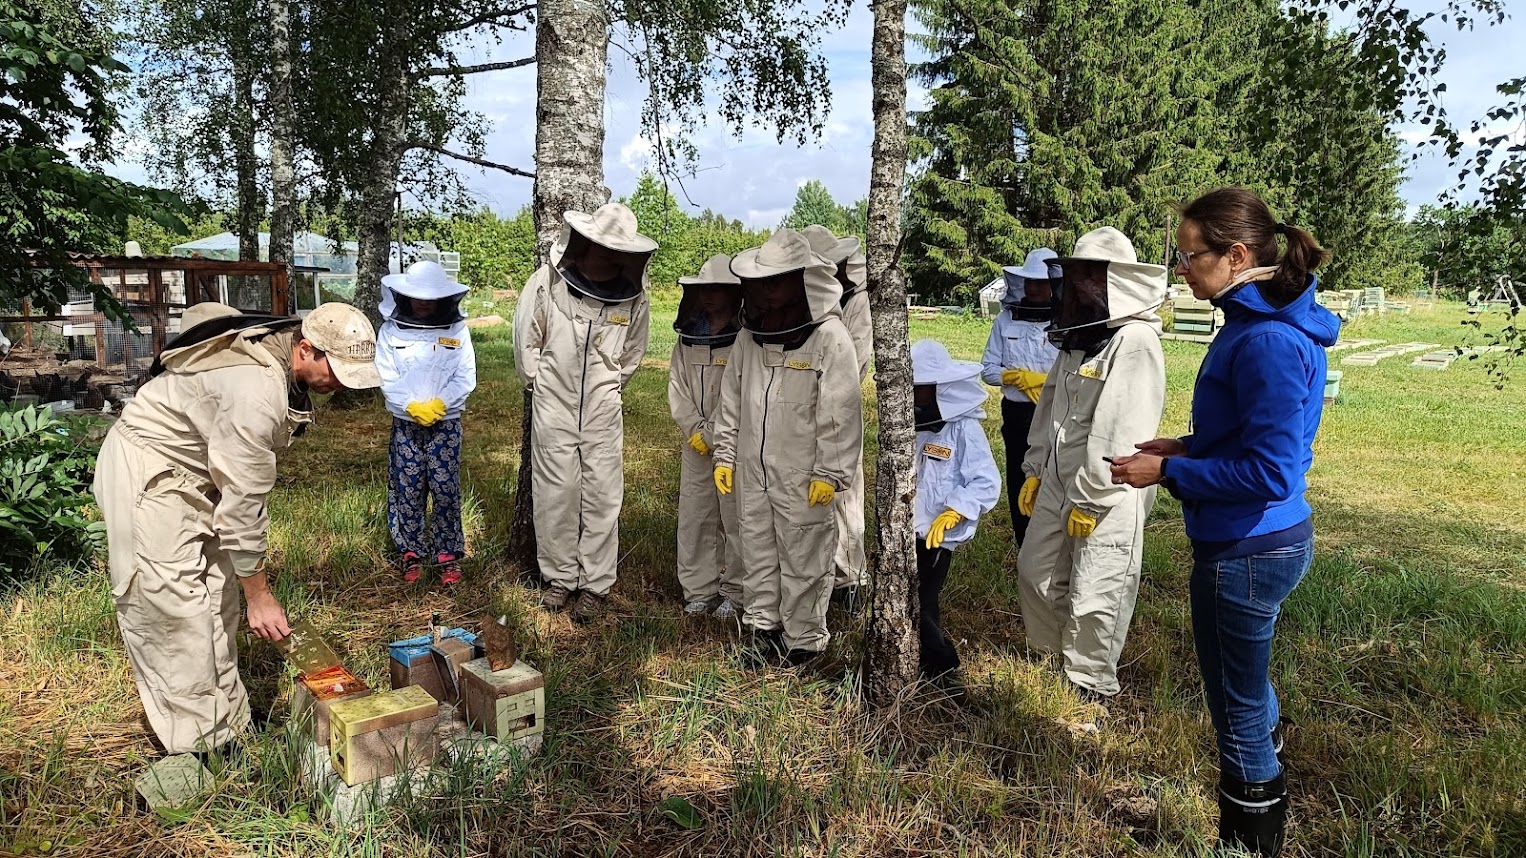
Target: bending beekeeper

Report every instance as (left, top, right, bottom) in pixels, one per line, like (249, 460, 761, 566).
(669, 254, 745, 619)
(801, 224, 871, 609)
(981, 249, 1060, 547)
(94, 301, 381, 758)
(377, 260, 477, 586)
(513, 203, 655, 624)
(911, 339, 1000, 687)
(712, 228, 863, 668)
(1015, 227, 1167, 699)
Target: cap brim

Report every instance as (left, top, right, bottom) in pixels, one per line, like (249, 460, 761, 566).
(677, 276, 741, 287)
(330, 356, 382, 390)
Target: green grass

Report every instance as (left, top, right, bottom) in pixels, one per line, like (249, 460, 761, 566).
(1, 301, 1523, 856)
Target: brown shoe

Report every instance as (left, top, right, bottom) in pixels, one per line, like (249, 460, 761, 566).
(541, 583, 573, 611)
(569, 590, 606, 625)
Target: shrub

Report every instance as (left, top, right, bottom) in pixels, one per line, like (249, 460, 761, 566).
(0, 405, 104, 573)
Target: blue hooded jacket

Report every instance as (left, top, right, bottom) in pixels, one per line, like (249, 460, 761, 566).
(1165, 277, 1341, 544)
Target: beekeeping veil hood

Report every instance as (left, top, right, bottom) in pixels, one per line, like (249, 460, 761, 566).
(674, 253, 743, 347)
(380, 260, 467, 327)
(1048, 227, 1166, 348)
(731, 228, 842, 344)
(1002, 247, 1059, 322)
(911, 338, 987, 430)
(801, 224, 867, 303)
(555, 202, 658, 303)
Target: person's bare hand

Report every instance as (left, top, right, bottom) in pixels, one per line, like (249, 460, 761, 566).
(1110, 453, 1164, 488)
(1134, 437, 1187, 458)
(246, 591, 291, 641)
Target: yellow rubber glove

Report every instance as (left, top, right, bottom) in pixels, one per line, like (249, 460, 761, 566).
(1067, 508, 1098, 539)
(1018, 477, 1041, 516)
(1000, 368, 1025, 387)
(687, 431, 711, 457)
(406, 401, 439, 426)
(426, 397, 447, 421)
(808, 480, 836, 507)
(714, 465, 733, 495)
(925, 508, 964, 549)
(1014, 370, 1047, 404)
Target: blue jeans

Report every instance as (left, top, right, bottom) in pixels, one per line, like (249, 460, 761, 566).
(1190, 538, 1313, 783)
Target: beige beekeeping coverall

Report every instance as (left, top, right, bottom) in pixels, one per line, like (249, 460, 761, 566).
(94, 307, 311, 754)
(513, 205, 653, 596)
(1017, 228, 1167, 696)
(801, 225, 870, 593)
(713, 229, 864, 653)
(669, 256, 743, 603)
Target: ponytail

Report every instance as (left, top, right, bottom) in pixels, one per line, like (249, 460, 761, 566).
(1180, 188, 1331, 308)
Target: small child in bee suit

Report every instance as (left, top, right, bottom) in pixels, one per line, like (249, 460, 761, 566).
(377, 260, 477, 586)
(669, 254, 745, 619)
(911, 338, 1000, 684)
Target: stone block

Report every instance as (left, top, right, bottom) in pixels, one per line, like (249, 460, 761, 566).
(134, 754, 211, 812)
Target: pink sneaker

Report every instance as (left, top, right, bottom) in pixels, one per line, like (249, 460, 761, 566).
(400, 552, 423, 584)
(437, 553, 463, 586)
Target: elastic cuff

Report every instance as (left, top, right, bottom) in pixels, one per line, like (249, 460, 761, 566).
(230, 550, 265, 577)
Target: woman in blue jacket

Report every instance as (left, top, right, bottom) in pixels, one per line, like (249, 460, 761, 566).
(1110, 187, 1340, 858)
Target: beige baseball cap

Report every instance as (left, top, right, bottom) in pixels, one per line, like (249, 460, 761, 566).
(301, 302, 382, 389)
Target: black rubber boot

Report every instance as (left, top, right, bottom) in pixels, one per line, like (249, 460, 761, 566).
(1218, 772, 1288, 857)
(1270, 715, 1293, 769)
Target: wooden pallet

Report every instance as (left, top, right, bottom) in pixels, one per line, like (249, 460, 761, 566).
(1340, 342, 1439, 367)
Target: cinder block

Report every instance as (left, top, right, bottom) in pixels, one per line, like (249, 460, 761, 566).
(459, 658, 545, 744)
(134, 754, 211, 811)
(328, 767, 437, 827)
(444, 729, 543, 770)
(292, 680, 372, 747)
(329, 686, 442, 786)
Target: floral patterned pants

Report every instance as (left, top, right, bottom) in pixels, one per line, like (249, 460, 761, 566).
(387, 417, 465, 560)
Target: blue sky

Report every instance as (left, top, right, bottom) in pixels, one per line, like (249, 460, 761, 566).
(112, 4, 1524, 229)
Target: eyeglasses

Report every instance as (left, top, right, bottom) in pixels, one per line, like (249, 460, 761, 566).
(1174, 248, 1218, 270)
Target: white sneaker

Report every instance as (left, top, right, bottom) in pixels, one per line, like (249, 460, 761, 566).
(711, 597, 738, 620)
(684, 598, 713, 616)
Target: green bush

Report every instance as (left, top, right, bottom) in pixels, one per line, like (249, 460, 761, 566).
(0, 406, 104, 573)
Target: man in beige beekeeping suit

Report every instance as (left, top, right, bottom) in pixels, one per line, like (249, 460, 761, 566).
(94, 301, 381, 757)
(513, 203, 655, 624)
(668, 254, 744, 619)
(800, 225, 871, 610)
(712, 229, 864, 667)
(1015, 227, 1167, 699)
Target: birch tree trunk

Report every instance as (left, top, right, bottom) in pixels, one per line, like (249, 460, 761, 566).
(510, 0, 612, 573)
(864, 0, 919, 706)
(232, 56, 260, 262)
(353, 12, 410, 330)
(268, 0, 297, 287)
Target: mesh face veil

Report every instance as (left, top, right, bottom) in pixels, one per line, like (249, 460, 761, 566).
(388, 290, 465, 328)
(674, 282, 743, 346)
(1048, 258, 1115, 351)
(558, 231, 650, 303)
(740, 271, 815, 342)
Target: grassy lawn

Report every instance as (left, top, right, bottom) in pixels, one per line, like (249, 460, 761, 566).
(1, 299, 1523, 856)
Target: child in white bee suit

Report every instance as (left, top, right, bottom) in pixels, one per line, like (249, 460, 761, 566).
(377, 260, 477, 586)
(912, 339, 1000, 682)
(712, 228, 864, 668)
(981, 248, 1060, 547)
(1016, 227, 1167, 699)
(669, 254, 745, 619)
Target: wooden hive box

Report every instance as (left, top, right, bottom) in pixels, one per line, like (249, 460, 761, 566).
(292, 678, 372, 747)
(460, 658, 545, 743)
(388, 629, 478, 703)
(328, 685, 441, 786)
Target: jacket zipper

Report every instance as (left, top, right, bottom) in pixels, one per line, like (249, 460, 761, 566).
(575, 318, 593, 591)
(759, 364, 776, 491)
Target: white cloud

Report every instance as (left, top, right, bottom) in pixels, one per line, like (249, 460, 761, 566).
(745, 207, 790, 230)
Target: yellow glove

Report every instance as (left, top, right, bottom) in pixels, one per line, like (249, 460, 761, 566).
(808, 480, 836, 507)
(1067, 508, 1098, 539)
(426, 398, 447, 420)
(925, 508, 964, 550)
(1000, 368, 1025, 386)
(714, 465, 733, 495)
(1014, 370, 1047, 404)
(1018, 477, 1040, 516)
(406, 400, 439, 426)
(687, 431, 711, 457)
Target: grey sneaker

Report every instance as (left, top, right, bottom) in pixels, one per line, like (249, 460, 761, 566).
(541, 583, 572, 611)
(569, 590, 606, 625)
(711, 596, 738, 620)
(683, 598, 713, 616)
